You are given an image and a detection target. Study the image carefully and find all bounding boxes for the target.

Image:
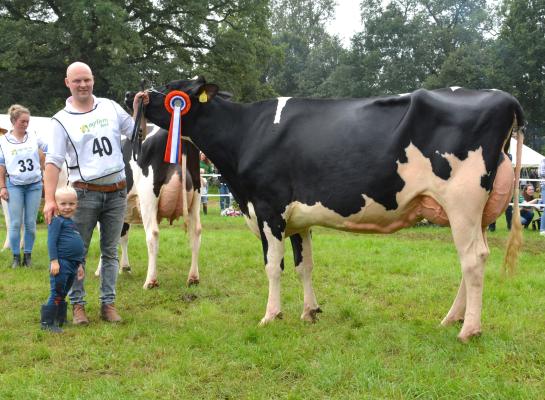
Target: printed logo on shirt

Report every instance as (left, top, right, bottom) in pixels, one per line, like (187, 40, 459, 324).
(80, 118, 109, 134)
(10, 146, 34, 156)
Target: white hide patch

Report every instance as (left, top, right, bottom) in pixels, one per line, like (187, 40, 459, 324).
(278, 143, 489, 235)
(449, 86, 462, 91)
(273, 97, 291, 124)
(244, 202, 261, 238)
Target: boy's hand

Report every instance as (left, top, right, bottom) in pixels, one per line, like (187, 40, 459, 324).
(50, 260, 60, 276)
(77, 264, 85, 280)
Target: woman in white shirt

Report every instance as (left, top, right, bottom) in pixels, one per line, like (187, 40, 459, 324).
(0, 105, 47, 268)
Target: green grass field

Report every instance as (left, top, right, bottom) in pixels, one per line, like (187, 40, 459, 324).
(1, 203, 544, 399)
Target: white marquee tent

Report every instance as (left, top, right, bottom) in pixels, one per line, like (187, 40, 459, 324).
(509, 138, 544, 168)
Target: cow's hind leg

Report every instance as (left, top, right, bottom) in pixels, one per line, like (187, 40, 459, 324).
(259, 219, 285, 325)
(291, 231, 321, 322)
(446, 213, 489, 342)
(441, 277, 466, 325)
(119, 223, 131, 273)
(186, 191, 202, 286)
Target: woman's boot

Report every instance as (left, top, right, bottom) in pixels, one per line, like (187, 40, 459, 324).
(11, 254, 20, 269)
(40, 305, 63, 333)
(23, 252, 32, 267)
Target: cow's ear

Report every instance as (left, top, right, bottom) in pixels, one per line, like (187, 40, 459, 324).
(197, 84, 219, 103)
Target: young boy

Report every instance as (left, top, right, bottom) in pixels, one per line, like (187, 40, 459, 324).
(40, 186, 85, 333)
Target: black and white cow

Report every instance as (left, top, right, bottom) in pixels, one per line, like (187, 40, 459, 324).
(127, 77, 524, 342)
(95, 126, 202, 288)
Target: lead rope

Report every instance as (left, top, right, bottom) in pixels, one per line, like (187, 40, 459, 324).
(130, 80, 146, 162)
(181, 144, 189, 231)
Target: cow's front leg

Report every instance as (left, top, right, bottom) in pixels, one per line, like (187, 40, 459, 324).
(139, 190, 160, 289)
(186, 191, 201, 286)
(291, 231, 321, 322)
(259, 220, 285, 325)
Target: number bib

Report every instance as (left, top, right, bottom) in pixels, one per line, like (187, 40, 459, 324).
(53, 99, 125, 182)
(0, 133, 42, 185)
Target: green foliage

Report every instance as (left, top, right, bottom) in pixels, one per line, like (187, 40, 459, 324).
(197, 0, 278, 102)
(1, 207, 545, 398)
(267, 0, 341, 97)
(0, 0, 543, 142)
(0, 0, 278, 112)
(494, 0, 545, 142)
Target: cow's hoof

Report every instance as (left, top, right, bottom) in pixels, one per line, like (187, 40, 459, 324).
(186, 277, 200, 287)
(120, 266, 132, 274)
(440, 316, 464, 327)
(259, 312, 283, 326)
(457, 328, 482, 343)
(301, 307, 322, 323)
(143, 280, 159, 289)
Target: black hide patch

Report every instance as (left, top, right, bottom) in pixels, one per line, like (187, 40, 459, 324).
(131, 81, 524, 241)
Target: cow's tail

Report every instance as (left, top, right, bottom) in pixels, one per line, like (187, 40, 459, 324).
(503, 117, 524, 275)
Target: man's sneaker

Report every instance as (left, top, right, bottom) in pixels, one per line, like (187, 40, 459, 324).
(72, 304, 89, 325)
(100, 304, 122, 323)
(540, 231, 545, 237)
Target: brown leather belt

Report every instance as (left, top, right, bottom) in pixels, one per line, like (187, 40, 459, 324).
(72, 180, 127, 193)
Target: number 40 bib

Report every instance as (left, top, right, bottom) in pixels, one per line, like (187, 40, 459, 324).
(53, 99, 125, 182)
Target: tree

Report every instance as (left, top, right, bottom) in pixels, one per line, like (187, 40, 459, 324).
(267, 0, 339, 96)
(493, 0, 545, 146)
(330, 0, 493, 97)
(195, 0, 278, 102)
(0, 0, 276, 114)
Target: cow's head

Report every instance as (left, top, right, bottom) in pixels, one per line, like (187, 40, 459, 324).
(125, 76, 219, 131)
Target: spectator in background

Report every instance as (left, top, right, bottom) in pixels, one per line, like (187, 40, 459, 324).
(506, 184, 538, 229)
(538, 158, 545, 236)
(0, 104, 47, 268)
(200, 168, 208, 215)
(199, 152, 214, 175)
(219, 175, 231, 214)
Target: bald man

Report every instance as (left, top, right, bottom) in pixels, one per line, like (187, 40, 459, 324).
(44, 61, 148, 325)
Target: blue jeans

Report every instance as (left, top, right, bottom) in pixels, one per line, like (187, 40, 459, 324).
(47, 259, 78, 306)
(6, 180, 43, 255)
(520, 209, 534, 228)
(219, 183, 230, 211)
(539, 197, 545, 232)
(69, 188, 127, 305)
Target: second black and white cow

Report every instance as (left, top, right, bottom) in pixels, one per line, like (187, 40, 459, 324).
(127, 77, 524, 342)
(94, 127, 202, 288)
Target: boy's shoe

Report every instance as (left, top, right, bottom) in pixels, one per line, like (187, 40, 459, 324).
(100, 303, 122, 323)
(40, 305, 63, 333)
(72, 304, 89, 325)
(540, 231, 545, 237)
